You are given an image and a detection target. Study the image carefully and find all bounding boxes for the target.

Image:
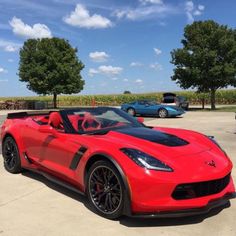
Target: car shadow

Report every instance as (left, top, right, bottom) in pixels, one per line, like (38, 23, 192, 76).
(21, 170, 231, 227)
(21, 170, 94, 212)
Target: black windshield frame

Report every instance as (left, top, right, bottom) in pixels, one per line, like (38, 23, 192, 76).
(60, 107, 145, 135)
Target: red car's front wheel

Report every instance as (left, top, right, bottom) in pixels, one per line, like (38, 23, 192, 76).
(86, 160, 125, 219)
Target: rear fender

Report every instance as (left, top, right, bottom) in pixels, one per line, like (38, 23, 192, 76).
(1, 125, 29, 167)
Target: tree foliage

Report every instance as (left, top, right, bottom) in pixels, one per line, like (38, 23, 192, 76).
(19, 37, 84, 108)
(171, 20, 236, 109)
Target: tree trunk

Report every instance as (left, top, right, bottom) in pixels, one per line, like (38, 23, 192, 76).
(53, 93, 57, 108)
(210, 89, 216, 110)
(201, 98, 205, 109)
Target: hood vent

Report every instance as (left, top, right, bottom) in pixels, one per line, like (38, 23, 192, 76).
(116, 127, 189, 147)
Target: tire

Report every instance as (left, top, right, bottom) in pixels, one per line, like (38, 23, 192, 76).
(158, 108, 168, 118)
(2, 136, 22, 174)
(127, 108, 136, 116)
(86, 160, 125, 219)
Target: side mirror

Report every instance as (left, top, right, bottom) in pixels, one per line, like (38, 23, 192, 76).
(137, 117, 144, 123)
(38, 125, 58, 137)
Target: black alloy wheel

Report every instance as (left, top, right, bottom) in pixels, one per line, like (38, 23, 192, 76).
(87, 160, 124, 219)
(2, 136, 22, 173)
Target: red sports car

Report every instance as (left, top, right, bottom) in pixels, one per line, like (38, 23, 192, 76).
(1, 107, 235, 219)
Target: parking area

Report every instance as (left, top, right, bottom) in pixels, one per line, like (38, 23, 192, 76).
(0, 111, 236, 236)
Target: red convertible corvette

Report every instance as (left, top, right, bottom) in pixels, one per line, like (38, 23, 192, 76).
(1, 107, 235, 219)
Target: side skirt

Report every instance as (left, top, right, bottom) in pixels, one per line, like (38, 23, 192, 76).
(26, 168, 85, 196)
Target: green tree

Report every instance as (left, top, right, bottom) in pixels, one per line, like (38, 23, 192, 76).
(171, 20, 236, 109)
(123, 90, 131, 94)
(19, 37, 84, 108)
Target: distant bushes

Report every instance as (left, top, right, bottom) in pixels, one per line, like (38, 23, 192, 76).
(1, 89, 236, 107)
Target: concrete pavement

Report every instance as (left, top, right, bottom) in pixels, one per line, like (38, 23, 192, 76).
(0, 111, 236, 236)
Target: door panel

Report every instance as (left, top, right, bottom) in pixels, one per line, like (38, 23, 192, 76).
(38, 133, 81, 180)
(22, 119, 83, 181)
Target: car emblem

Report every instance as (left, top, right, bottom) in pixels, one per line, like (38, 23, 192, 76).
(205, 160, 216, 168)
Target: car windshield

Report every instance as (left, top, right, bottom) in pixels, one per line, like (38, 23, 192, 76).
(62, 107, 144, 134)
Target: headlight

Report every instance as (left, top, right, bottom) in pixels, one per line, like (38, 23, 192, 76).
(120, 148, 173, 172)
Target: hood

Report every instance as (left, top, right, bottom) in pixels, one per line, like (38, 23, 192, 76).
(87, 126, 231, 179)
(99, 127, 211, 158)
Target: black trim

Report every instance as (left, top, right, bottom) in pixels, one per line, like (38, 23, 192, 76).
(172, 173, 231, 200)
(70, 146, 88, 170)
(7, 111, 53, 119)
(27, 168, 85, 196)
(131, 192, 236, 218)
(23, 152, 33, 164)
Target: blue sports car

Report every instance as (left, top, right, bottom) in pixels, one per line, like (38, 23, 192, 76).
(121, 100, 185, 118)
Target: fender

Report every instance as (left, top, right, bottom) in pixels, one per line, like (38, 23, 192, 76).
(84, 152, 132, 216)
(2, 128, 29, 167)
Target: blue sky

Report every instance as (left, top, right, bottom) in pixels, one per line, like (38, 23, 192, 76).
(0, 0, 235, 97)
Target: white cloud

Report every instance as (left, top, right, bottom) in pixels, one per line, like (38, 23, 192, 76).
(0, 67, 8, 73)
(185, 1, 205, 23)
(5, 45, 18, 52)
(123, 78, 129, 82)
(139, 0, 163, 5)
(198, 5, 205, 11)
(185, 1, 194, 12)
(89, 51, 109, 62)
(9, 17, 52, 39)
(186, 11, 194, 23)
(89, 65, 123, 77)
(88, 68, 99, 76)
(193, 10, 201, 16)
(135, 79, 143, 83)
(63, 4, 112, 29)
(113, 4, 177, 21)
(99, 65, 123, 75)
(130, 62, 143, 67)
(0, 39, 21, 52)
(111, 77, 119, 80)
(150, 62, 163, 70)
(154, 47, 162, 55)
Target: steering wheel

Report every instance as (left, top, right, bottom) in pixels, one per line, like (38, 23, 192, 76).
(81, 113, 102, 131)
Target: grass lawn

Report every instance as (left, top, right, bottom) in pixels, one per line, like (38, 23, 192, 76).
(189, 106, 236, 112)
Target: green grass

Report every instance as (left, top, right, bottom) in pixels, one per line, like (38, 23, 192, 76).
(212, 106, 236, 112)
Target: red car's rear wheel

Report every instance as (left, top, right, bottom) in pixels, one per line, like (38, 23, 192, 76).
(86, 160, 125, 219)
(2, 136, 22, 174)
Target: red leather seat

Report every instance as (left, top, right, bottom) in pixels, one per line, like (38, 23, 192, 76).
(48, 112, 63, 129)
(68, 114, 84, 132)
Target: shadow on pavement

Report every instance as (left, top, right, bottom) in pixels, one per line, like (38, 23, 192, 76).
(22, 170, 230, 227)
(21, 170, 94, 213)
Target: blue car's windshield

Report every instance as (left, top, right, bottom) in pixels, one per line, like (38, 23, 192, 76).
(61, 107, 144, 134)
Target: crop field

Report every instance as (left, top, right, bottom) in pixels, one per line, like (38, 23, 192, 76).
(0, 89, 236, 107)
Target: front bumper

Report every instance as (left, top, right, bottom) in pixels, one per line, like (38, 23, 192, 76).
(126, 165, 235, 214)
(131, 192, 236, 218)
(168, 110, 185, 116)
